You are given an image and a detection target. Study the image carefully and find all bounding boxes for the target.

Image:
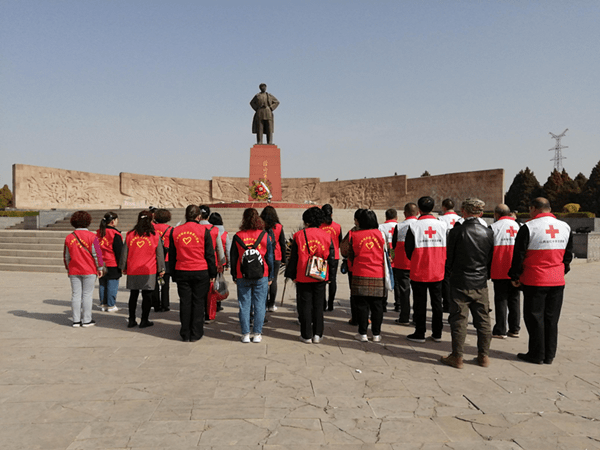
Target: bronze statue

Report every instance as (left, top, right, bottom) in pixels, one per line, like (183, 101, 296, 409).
(250, 83, 279, 144)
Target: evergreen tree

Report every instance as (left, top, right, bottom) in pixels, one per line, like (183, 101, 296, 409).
(505, 167, 543, 212)
(0, 185, 12, 209)
(543, 169, 579, 211)
(421, 170, 431, 177)
(574, 172, 588, 190)
(580, 160, 600, 216)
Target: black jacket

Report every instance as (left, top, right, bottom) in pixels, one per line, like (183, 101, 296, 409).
(445, 218, 494, 290)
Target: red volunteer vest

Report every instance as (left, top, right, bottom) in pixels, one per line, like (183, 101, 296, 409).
(490, 216, 519, 280)
(408, 215, 447, 282)
(97, 228, 121, 268)
(393, 217, 417, 270)
(351, 229, 385, 278)
(65, 230, 101, 275)
(154, 223, 172, 262)
(234, 229, 270, 278)
(272, 223, 284, 261)
(520, 213, 571, 286)
(293, 227, 332, 283)
(439, 212, 460, 230)
(171, 221, 210, 272)
(125, 231, 160, 276)
(320, 221, 341, 259)
(200, 223, 219, 268)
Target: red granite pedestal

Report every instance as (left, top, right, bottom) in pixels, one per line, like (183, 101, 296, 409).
(248, 144, 282, 202)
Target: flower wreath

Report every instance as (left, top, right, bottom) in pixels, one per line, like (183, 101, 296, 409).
(249, 179, 272, 201)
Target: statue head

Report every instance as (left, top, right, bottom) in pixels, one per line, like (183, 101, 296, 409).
(259, 83, 267, 92)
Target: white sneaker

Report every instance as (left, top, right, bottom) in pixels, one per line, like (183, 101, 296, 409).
(241, 334, 251, 343)
(252, 334, 262, 343)
(267, 305, 278, 312)
(299, 336, 312, 344)
(372, 335, 382, 342)
(107, 306, 119, 312)
(354, 333, 368, 342)
(312, 335, 322, 344)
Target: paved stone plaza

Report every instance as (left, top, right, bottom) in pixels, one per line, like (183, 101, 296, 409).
(1, 261, 599, 449)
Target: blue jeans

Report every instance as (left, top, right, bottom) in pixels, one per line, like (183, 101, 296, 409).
(99, 277, 119, 307)
(70, 274, 96, 324)
(236, 277, 268, 335)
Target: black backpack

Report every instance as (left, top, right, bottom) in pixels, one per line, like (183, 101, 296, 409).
(235, 230, 267, 279)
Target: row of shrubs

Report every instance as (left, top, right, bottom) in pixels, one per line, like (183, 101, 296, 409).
(0, 211, 39, 217)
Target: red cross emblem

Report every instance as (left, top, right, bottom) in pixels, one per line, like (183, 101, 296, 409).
(545, 225, 559, 238)
(450, 219, 456, 226)
(424, 227, 436, 238)
(506, 226, 517, 237)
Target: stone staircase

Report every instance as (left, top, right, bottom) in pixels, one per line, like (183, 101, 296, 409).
(1, 206, 383, 273)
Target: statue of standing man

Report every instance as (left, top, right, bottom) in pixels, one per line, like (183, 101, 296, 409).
(250, 83, 279, 145)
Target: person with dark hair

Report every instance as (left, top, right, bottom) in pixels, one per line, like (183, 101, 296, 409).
(231, 208, 274, 343)
(152, 209, 173, 313)
(442, 198, 494, 369)
(169, 205, 217, 342)
(260, 206, 287, 313)
(199, 205, 226, 319)
(119, 210, 166, 329)
(346, 210, 387, 342)
(319, 204, 342, 311)
(391, 203, 419, 324)
(285, 207, 334, 344)
(340, 208, 366, 325)
(208, 211, 230, 313)
(96, 212, 123, 312)
(438, 198, 460, 313)
(379, 208, 398, 312)
(490, 204, 521, 339)
(64, 211, 104, 327)
(404, 196, 448, 343)
(509, 197, 573, 365)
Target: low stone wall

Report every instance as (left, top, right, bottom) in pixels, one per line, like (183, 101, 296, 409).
(13, 163, 505, 212)
(0, 217, 24, 229)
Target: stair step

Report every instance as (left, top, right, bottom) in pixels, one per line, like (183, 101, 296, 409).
(0, 263, 64, 273)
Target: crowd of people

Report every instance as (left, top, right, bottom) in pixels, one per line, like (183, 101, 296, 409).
(63, 196, 573, 367)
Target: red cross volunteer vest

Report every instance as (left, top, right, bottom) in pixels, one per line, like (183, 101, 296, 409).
(408, 215, 447, 282)
(490, 217, 519, 280)
(393, 217, 417, 270)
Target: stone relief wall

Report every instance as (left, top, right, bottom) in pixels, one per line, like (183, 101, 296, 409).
(120, 173, 211, 208)
(13, 164, 504, 211)
(321, 176, 408, 210)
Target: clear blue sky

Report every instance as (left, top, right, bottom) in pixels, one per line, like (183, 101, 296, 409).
(1, 1, 598, 196)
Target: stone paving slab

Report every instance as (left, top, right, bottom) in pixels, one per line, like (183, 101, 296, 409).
(0, 261, 599, 449)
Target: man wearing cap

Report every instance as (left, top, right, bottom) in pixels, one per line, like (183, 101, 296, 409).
(490, 204, 521, 339)
(508, 197, 573, 365)
(441, 198, 494, 369)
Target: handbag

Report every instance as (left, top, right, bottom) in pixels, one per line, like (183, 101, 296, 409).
(303, 229, 327, 281)
(213, 272, 229, 299)
(384, 248, 394, 291)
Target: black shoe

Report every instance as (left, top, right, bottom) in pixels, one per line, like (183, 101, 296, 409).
(181, 337, 190, 342)
(263, 316, 269, 323)
(139, 320, 154, 329)
(217, 306, 224, 312)
(394, 306, 400, 312)
(406, 333, 426, 343)
(162, 307, 170, 312)
(517, 353, 543, 364)
(127, 319, 138, 328)
(190, 337, 202, 342)
(544, 358, 554, 365)
(395, 319, 411, 326)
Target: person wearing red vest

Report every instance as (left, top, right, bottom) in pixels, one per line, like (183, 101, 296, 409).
(169, 205, 217, 342)
(404, 196, 448, 343)
(119, 210, 165, 329)
(231, 208, 274, 343)
(285, 207, 334, 344)
(391, 203, 419, 325)
(509, 198, 573, 365)
(320, 204, 342, 311)
(152, 209, 174, 313)
(209, 212, 231, 313)
(340, 209, 365, 326)
(490, 204, 521, 339)
(261, 206, 287, 314)
(64, 211, 104, 327)
(96, 212, 123, 313)
(348, 209, 387, 342)
(199, 205, 226, 321)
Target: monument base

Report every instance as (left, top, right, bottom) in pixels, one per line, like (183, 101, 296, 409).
(248, 145, 282, 202)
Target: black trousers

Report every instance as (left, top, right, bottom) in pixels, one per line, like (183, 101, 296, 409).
(492, 279, 521, 336)
(296, 281, 326, 339)
(176, 274, 210, 341)
(442, 275, 452, 312)
(266, 261, 281, 308)
(522, 284, 564, 361)
(355, 295, 385, 336)
(347, 272, 358, 322)
(128, 289, 152, 322)
(324, 259, 339, 310)
(411, 280, 443, 338)
(393, 268, 411, 322)
(152, 273, 171, 310)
